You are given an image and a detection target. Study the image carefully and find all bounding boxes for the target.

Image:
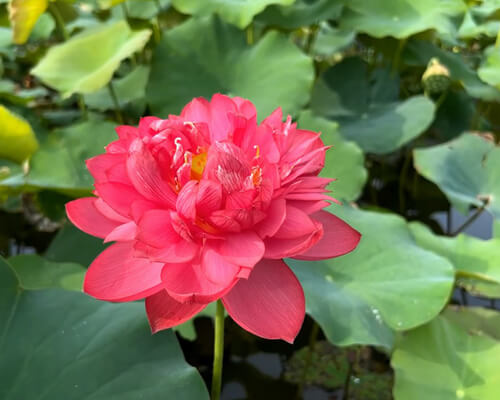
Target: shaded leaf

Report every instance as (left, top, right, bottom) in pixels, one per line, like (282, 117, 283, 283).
(147, 15, 313, 118)
(0, 256, 210, 400)
(8, 254, 85, 291)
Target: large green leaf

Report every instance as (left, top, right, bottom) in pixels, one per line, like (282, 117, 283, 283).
(339, 0, 465, 39)
(84, 65, 149, 111)
(0, 256, 209, 400)
(0, 105, 38, 163)
(0, 119, 117, 194)
(413, 133, 500, 218)
(409, 222, 500, 284)
(297, 111, 367, 202)
(392, 309, 500, 400)
(31, 21, 151, 97)
(257, 0, 343, 30)
(8, 254, 85, 291)
(171, 0, 294, 29)
(287, 206, 455, 348)
(311, 57, 435, 154)
(147, 16, 314, 118)
(404, 40, 500, 101)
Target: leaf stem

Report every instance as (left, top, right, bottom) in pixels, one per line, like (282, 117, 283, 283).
(398, 149, 412, 215)
(211, 300, 225, 400)
(121, 2, 130, 19)
(77, 95, 87, 120)
(48, 3, 69, 41)
(107, 81, 123, 124)
(246, 23, 254, 45)
(450, 204, 486, 236)
(305, 24, 319, 55)
(296, 321, 320, 399)
(391, 38, 407, 76)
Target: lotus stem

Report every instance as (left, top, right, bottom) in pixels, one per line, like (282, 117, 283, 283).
(107, 81, 124, 124)
(48, 3, 69, 41)
(211, 300, 225, 400)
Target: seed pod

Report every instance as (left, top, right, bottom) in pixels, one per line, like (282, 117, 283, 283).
(422, 58, 451, 95)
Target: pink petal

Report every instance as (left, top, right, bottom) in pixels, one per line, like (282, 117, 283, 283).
(66, 197, 121, 239)
(201, 246, 240, 285)
(84, 242, 165, 302)
(209, 94, 237, 142)
(145, 290, 206, 333)
(274, 204, 317, 239)
(264, 221, 323, 259)
(137, 209, 182, 248)
(127, 139, 177, 208)
(222, 259, 305, 343)
(141, 240, 199, 263)
(94, 182, 146, 218)
(293, 210, 361, 260)
(86, 154, 125, 183)
(94, 198, 129, 223)
(212, 231, 264, 268)
(162, 260, 238, 303)
(255, 198, 286, 238)
(196, 180, 222, 218)
(176, 180, 198, 220)
(180, 97, 211, 123)
(104, 221, 137, 243)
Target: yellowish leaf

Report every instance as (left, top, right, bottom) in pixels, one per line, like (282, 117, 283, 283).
(8, 0, 49, 45)
(0, 105, 39, 162)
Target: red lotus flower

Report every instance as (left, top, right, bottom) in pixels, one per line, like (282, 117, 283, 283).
(66, 94, 360, 343)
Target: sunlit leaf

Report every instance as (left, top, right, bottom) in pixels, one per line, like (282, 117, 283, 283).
(409, 221, 500, 284)
(413, 133, 500, 218)
(288, 206, 455, 348)
(0, 105, 38, 163)
(258, 0, 343, 29)
(392, 308, 500, 400)
(147, 15, 314, 118)
(339, 0, 465, 39)
(171, 0, 294, 29)
(8, 0, 48, 44)
(31, 21, 151, 97)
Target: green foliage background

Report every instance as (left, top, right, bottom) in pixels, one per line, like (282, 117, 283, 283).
(1, 0, 500, 398)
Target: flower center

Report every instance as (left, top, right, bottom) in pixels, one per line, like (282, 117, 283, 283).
(191, 152, 207, 180)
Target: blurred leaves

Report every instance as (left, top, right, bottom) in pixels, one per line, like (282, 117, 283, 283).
(147, 15, 314, 118)
(31, 21, 151, 97)
(0, 119, 117, 195)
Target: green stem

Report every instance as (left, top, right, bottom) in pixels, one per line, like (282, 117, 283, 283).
(451, 204, 486, 236)
(77, 95, 87, 120)
(398, 150, 412, 215)
(121, 2, 129, 19)
(391, 38, 407, 76)
(107, 82, 124, 124)
(296, 322, 320, 399)
(305, 24, 319, 55)
(211, 300, 225, 400)
(49, 3, 69, 41)
(246, 23, 254, 45)
(152, 18, 161, 44)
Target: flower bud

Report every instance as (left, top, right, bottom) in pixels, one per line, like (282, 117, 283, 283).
(422, 58, 451, 95)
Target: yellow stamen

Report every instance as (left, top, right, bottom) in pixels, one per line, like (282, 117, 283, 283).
(191, 152, 207, 180)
